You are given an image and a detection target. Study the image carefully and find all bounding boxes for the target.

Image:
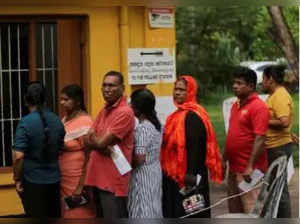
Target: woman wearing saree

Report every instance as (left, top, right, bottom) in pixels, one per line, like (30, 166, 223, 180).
(59, 84, 96, 218)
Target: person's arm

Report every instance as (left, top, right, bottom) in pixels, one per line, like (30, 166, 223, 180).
(132, 125, 150, 168)
(74, 149, 90, 195)
(242, 135, 266, 181)
(13, 150, 24, 193)
(12, 120, 28, 193)
(84, 109, 135, 156)
(269, 93, 292, 130)
(184, 112, 206, 187)
(85, 130, 119, 156)
(269, 116, 290, 130)
(242, 103, 270, 180)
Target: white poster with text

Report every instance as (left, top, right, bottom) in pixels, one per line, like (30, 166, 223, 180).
(128, 48, 176, 85)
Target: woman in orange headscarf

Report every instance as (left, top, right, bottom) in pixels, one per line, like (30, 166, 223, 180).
(161, 75, 223, 218)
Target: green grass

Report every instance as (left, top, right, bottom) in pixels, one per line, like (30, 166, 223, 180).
(201, 92, 299, 166)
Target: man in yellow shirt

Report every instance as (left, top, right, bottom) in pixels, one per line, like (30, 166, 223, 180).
(262, 65, 294, 218)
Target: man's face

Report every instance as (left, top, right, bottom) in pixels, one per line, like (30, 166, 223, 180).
(101, 75, 124, 105)
(232, 78, 253, 98)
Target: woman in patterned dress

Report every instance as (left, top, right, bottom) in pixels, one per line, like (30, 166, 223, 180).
(128, 88, 163, 218)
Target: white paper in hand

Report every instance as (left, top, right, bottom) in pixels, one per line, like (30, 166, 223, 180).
(111, 145, 132, 175)
(238, 169, 264, 192)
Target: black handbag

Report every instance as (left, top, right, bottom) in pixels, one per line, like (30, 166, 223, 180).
(64, 191, 90, 210)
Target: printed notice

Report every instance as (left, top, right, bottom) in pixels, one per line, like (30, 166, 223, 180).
(111, 145, 132, 175)
(238, 169, 264, 192)
(128, 48, 176, 85)
(149, 8, 174, 28)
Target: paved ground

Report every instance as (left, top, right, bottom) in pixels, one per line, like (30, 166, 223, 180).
(210, 168, 299, 217)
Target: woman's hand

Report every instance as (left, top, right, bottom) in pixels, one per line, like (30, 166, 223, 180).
(15, 181, 23, 194)
(184, 173, 197, 187)
(132, 153, 146, 168)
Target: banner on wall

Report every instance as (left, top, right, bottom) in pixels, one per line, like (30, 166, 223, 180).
(149, 8, 174, 28)
(128, 48, 176, 85)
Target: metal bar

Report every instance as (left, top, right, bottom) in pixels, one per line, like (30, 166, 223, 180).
(0, 69, 29, 72)
(0, 27, 5, 166)
(36, 68, 57, 71)
(17, 24, 22, 119)
(42, 24, 46, 86)
(50, 25, 56, 112)
(0, 118, 21, 122)
(8, 25, 13, 166)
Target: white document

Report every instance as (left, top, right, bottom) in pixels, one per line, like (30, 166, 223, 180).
(238, 169, 264, 192)
(111, 145, 132, 175)
(287, 156, 295, 184)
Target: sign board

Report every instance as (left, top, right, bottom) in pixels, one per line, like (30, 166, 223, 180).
(128, 48, 176, 85)
(149, 8, 174, 28)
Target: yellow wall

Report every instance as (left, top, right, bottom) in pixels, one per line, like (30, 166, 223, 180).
(0, 3, 175, 216)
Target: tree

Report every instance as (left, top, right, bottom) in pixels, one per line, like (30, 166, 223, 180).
(267, 6, 299, 78)
(175, 6, 299, 96)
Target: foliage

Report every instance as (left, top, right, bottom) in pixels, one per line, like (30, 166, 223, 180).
(175, 6, 299, 95)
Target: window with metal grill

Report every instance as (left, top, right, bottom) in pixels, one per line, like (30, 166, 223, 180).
(0, 22, 58, 167)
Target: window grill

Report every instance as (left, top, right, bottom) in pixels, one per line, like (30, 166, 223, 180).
(0, 22, 57, 167)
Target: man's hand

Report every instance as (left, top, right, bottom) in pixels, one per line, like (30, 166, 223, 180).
(83, 129, 99, 149)
(291, 133, 299, 145)
(242, 164, 253, 183)
(102, 146, 113, 157)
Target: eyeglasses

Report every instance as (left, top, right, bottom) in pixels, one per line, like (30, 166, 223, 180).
(102, 83, 120, 89)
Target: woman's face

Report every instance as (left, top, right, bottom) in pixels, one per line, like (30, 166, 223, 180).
(173, 80, 187, 104)
(60, 93, 79, 113)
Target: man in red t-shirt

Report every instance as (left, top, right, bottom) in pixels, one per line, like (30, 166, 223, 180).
(223, 67, 270, 213)
(84, 71, 135, 218)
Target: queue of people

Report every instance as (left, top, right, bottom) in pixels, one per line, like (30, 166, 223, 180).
(12, 66, 296, 218)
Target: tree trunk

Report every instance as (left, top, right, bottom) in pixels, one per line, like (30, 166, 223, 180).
(267, 6, 299, 79)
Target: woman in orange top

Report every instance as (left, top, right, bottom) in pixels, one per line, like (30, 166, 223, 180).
(59, 84, 96, 218)
(161, 75, 223, 218)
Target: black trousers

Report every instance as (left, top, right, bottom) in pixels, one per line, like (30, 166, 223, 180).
(267, 143, 293, 218)
(22, 179, 61, 218)
(93, 188, 128, 218)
